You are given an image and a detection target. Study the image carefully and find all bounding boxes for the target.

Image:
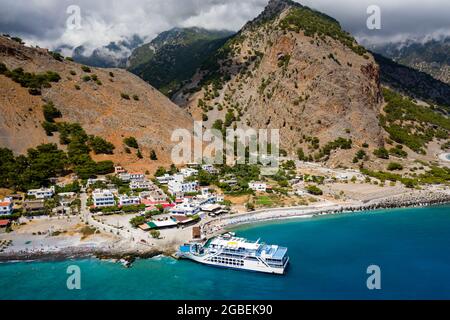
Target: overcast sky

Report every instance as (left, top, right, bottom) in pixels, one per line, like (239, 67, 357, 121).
(0, 0, 449, 55)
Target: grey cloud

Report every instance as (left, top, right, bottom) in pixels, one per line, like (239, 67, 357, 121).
(0, 0, 448, 53)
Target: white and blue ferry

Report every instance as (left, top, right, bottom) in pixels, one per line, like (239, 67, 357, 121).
(178, 233, 289, 274)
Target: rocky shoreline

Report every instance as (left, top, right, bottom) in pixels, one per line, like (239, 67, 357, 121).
(1, 191, 448, 264)
(340, 191, 450, 213)
(0, 247, 164, 264)
(204, 191, 450, 234)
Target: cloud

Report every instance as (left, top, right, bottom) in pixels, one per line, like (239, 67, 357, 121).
(299, 0, 450, 45)
(0, 0, 449, 54)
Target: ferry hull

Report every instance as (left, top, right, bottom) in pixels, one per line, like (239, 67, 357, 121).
(179, 252, 289, 275)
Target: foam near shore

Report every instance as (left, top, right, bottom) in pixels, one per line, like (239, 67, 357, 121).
(439, 153, 450, 162)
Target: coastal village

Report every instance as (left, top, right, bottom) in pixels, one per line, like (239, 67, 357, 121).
(1, 157, 449, 262)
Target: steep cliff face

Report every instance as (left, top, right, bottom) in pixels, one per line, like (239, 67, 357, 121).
(174, 0, 385, 165)
(0, 36, 193, 172)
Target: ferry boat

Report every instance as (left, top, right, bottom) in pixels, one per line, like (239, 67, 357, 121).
(178, 233, 289, 274)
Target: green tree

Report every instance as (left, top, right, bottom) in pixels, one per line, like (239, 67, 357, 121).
(150, 230, 161, 239)
(297, 148, 306, 161)
(150, 150, 158, 160)
(373, 147, 390, 159)
(155, 167, 167, 177)
(123, 137, 139, 149)
(42, 101, 62, 122)
(387, 162, 403, 171)
(130, 216, 146, 228)
(306, 185, 323, 196)
(88, 136, 115, 155)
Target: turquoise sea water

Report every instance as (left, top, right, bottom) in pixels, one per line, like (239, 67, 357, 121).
(1, 205, 450, 300)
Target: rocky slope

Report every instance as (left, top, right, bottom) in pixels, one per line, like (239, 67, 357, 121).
(374, 52, 450, 108)
(128, 27, 234, 96)
(372, 38, 450, 85)
(0, 35, 193, 172)
(174, 0, 385, 166)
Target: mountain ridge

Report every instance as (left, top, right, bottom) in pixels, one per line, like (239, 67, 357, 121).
(171, 0, 385, 168)
(371, 38, 449, 85)
(127, 27, 234, 96)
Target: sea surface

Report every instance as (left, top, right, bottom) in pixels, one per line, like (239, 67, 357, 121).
(1, 205, 450, 300)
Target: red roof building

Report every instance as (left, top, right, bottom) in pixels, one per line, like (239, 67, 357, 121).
(0, 220, 11, 227)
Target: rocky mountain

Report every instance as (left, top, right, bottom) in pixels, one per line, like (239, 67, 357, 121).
(59, 35, 144, 68)
(374, 52, 450, 108)
(0, 35, 193, 173)
(371, 38, 450, 85)
(127, 27, 234, 96)
(173, 0, 385, 166)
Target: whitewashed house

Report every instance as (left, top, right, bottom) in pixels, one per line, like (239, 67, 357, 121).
(180, 168, 198, 178)
(0, 198, 13, 215)
(86, 178, 107, 187)
(92, 189, 115, 208)
(118, 173, 131, 182)
(58, 192, 77, 207)
(170, 198, 201, 216)
(248, 182, 268, 192)
(130, 180, 153, 190)
(156, 174, 174, 185)
(130, 173, 145, 182)
(201, 165, 218, 174)
(27, 187, 55, 199)
(168, 179, 199, 198)
(119, 172, 144, 182)
(114, 166, 127, 174)
(118, 195, 141, 207)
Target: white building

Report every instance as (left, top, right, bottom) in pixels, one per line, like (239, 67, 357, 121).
(58, 192, 77, 207)
(118, 195, 141, 207)
(156, 174, 174, 185)
(92, 189, 115, 208)
(334, 171, 365, 182)
(86, 178, 107, 187)
(119, 173, 144, 182)
(114, 166, 127, 174)
(248, 182, 268, 192)
(118, 173, 131, 182)
(130, 173, 145, 182)
(0, 198, 13, 215)
(201, 165, 218, 174)
(170, 199, 201, 216)
(27, 187, 55, 199)
(216, 194, 225, 203)
(180, 168, 198, 178)
(130, 180, 153, 190)
(168, 179, 199, 198)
